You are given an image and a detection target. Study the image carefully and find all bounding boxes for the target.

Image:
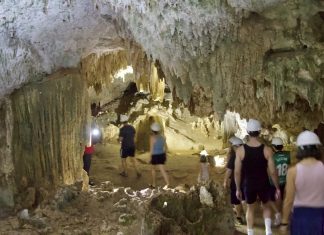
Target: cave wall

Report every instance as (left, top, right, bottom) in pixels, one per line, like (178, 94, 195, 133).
(0, 99, 15, 208)
(0, 71, 89, 207)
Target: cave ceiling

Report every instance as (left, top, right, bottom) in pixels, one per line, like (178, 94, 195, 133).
(0, 0, 323, 131)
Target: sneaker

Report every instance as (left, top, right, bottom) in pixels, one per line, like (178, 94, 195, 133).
(274, 213, 281, 226)
(119, 172, 128, 177)
(89, 181, 95, 186)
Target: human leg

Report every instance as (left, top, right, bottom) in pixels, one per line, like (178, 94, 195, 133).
(158, 164, 170, 186)
(246, 203, 256, 235)
(259, 186, 272, 235)
(83, 154, 91, 175)
(151, 165, 157, 187)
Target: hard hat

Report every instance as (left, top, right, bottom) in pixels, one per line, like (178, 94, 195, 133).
(247, 119, 261, 132)
(151, 122, 161, 132)
(120, 115, 129, 122)
(200, 150, 208, 156)
(271, 137, 283, 146)
(229, 136, 243, 146)
(296, 131, 322, 146)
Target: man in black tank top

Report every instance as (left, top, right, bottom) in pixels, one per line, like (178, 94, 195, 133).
(234, 119, 280, 235)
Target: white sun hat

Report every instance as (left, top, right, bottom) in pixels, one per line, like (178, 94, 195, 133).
(271, 137, 283, 146)
(247, 119, 261, 132)
(200, 150, 208, 156)
(229, 136, 243, 146)
(151, 122, 161, 132)
(296, 131, 322, 146)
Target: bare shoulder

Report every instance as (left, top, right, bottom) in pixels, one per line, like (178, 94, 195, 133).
(236, 145, 245, 160)
(263, 145, 273, 159)
(287, 165, 297, 175)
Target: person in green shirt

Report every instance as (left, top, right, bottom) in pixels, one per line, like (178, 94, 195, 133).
(269, 137, 291, 226)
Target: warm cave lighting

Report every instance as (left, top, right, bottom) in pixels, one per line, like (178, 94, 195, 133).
(91, 128, 100, 136)
(114, 66, 134, 81)
(214, 155, 225, 167)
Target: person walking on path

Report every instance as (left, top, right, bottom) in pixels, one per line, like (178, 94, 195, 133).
(235, 119, 280, 235)
(149, 122, 170, 188)
(224, 136, 245, 225)
(268, 137, 290, 226)
(280, 131, 324, 235)
(118, 115, 141, 177)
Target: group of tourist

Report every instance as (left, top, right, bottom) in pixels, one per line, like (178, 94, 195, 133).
(117, 114, 170, 188)
(81, 115, 323, 235)
(224, 119, 324, 235)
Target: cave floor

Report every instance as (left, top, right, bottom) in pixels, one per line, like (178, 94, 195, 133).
(90, 143, 285, 235)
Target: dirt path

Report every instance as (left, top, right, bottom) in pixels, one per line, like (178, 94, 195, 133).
(90, 143, 285, 235)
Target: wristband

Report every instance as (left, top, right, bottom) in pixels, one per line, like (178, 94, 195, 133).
(280, 223, 288, 226)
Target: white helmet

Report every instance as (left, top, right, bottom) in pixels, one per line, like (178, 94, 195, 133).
(246, 119, 261, 132)
(120, 115, 129, 122)
(271, 137, 283, 146)
(229, 136, 243, 146)
(296, 131, 322, 146)
(151, 122, 161, 132)
(200, 150, 208, 156)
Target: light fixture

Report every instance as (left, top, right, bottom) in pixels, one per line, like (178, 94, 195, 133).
(92, 128, 100, 136)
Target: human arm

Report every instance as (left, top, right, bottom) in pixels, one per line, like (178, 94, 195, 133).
(266, 147, 280, 198)
(224, 150, 234, 188)
(234, 146, 244, 200)
(149, 135, 154, 155)
(224, 169, 232, 188)
(281, 166, 296, 225)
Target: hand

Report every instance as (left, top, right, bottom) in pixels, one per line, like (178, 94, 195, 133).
(223, 180, 228, 188)
(275, 188, 281, 200)
(236, 189, 242, 201)
(279, 223, 288, 233)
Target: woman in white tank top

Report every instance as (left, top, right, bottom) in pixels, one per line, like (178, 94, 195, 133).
(281, 131, 324, 235)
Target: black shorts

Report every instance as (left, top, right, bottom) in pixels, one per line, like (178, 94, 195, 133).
(230, 181, 245, 205)
(244, 181, 271, 204)
(269, 184, 286, 201)
(151, 153, 166, 165)
(120, 147, 135, 158)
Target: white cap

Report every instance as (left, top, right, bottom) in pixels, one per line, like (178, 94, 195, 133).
(120, 115, 128, 122)
(296, 131, 322, 146)
(246, 119, 261, 132)
(151, 122, 161, 132)
(229, 137, 243, 146)
(271, 137, 283, 146)
(200, 150, 208, 156)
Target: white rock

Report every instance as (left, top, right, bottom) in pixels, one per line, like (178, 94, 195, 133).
(199, 186, 214, 207)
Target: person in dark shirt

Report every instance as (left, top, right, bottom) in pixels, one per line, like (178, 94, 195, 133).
(118, 115, 141, 177)
(224, 136, 244, 224)
(235, 119, 280, 235)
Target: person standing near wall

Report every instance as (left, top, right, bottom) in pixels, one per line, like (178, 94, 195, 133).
(118, 115, 141, 178)
(149, 122, 170, 188)
(82, 131, 95, 186)
(224, 136, 245, 225)
(235, 119, 280, 235)
(280, 131, 324, 235)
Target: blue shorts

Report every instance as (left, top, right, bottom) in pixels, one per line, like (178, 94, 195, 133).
(120, 147, 135, 158)
(291, 207, 324, 235)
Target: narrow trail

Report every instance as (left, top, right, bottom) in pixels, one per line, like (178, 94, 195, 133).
(91, 143, 286, 235)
